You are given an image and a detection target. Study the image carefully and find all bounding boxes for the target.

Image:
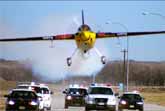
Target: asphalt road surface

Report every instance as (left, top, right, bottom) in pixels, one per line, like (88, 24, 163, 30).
(50, 91, 165, 111)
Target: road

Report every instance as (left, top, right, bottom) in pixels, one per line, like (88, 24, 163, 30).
(50, 85, 165, 111)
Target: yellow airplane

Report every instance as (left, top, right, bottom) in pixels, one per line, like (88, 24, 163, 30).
(0, 10, 165, 66)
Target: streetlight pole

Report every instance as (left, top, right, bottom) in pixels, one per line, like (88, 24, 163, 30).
(142, 12, 165, 19)
(92, 72, 95, 83)
(105, 21, 129, 91)
(121, 49, 127, 92)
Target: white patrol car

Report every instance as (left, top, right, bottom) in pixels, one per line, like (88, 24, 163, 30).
(85, 83, 117, 111)
(39, 84, 53, 110)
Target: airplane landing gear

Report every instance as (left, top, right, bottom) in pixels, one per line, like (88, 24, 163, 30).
(101, 56, 106, 64)
(67, 57, 72, 66)
(66, 48, 78, 67)
(94, 47, 106, 65)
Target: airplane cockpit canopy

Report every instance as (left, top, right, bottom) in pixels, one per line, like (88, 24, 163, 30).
(78, 24, 91, 32)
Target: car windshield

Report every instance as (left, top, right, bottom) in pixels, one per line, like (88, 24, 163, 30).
(31, 86, 41, 94)
(17, 85, 41, 94)
(17, 86, 29, 89)
(122, 94, 142, 101)
(89, 87, 113, 95)
(40, 87, 49, 94)
(11, 91, 37, 98)
(68, 88, 87, 95)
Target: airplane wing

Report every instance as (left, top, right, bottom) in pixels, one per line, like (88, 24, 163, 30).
(0, 34, 75, 42)
(96, 31, 165, 38)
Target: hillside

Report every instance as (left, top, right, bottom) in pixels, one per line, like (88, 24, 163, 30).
(60, 60, 165, 86)
(0, 59, 39, 81)
(96, 60, 165, 86)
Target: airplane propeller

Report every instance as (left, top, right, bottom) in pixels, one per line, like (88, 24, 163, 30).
(73, 16, 81, 27)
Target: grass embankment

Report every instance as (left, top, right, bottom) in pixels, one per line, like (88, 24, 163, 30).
(141, 88, 165, 106)
(0, 80, 16, 110)
(0, 91, 7, 110)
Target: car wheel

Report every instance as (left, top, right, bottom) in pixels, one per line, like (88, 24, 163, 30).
(35, 108, 40, 111)
(108, 107, 116, 111)
(118, 108, 123, 111)
(47, 107, 51, 111)
(65, 104, 68, 109)
(40, 108, 46, 111)
(85, 106, 90, 111)
(139, 108, 144, 111)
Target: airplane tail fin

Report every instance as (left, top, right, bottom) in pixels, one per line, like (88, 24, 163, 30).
(82, 10, 84, 25)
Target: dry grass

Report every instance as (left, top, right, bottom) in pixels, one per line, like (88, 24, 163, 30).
(0, 80, 16, 110)
(0, 81, 16, 90)
(0, 98, 5, 110)
(142, 91, 165, 106)
(141, 88, 165, 106)
(0, 90, 7, 110)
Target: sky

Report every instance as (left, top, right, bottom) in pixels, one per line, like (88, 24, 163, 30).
(0, 1, 165, 81)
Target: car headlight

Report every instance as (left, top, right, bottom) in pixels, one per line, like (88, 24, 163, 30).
(120, 100, 127, 105)
(29, 101, 38, 106)
(44, 97, 50, 101)
(88, 97, 94, 101)
(87, 97, 95, 104)
(46, 97, 50, 101)
(38, 96, 43, 101)
(112, 98, 116, 102)
(137, 102, 143, 105)
(8, 100, 15, 105)
(107, 98, 116, 105)
(66, 96, 72, 100)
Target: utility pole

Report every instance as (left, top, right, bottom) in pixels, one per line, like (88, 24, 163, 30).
(121, 49, 127, 92)
(105, 21, 129, 92)
(92, 73, 95, 83)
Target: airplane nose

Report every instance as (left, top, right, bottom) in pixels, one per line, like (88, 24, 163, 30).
(81, 32, 89, 41)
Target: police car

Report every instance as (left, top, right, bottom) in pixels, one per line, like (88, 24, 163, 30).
(16, 82, 53, 111)
(63, 84, 88, 109)
(118, 91, 144, 111)
(4, 88, 40, 111)
(39, 84, 53, 110)
(85, 83, 117, 111)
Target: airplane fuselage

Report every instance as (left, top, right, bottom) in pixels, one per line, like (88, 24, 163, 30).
(75, 31, 96, 53)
